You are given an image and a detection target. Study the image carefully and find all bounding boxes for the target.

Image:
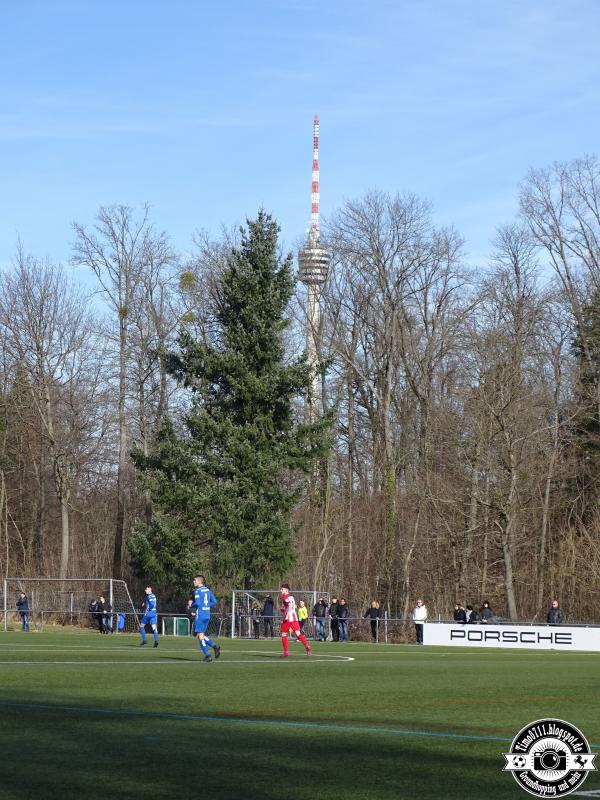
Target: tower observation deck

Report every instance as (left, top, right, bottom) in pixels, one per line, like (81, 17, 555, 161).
(298, 228, 330, 285)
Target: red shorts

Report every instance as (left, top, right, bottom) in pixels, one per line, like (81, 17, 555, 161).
(281, 620, 300, 633)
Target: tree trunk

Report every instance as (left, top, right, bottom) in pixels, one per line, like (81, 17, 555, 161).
(312, 460, 333, 590)
(402, 501, 423, 619)
(113, 311, 128, 578)
(58, 480, 70, 579)
(346, 377, 355, 577)
(480, 448, 491, 600)
(381, 375, 397, 605)
(458, 440, 482, 596)
(502, 451, 519, 620)
(0, 471, 7, 577)
(537, 412, 560, 613)
(32, 454, 46, 573)
(501, 531, 518, 620)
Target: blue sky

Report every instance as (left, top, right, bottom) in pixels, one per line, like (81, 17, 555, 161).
(1, 0, 598, 272)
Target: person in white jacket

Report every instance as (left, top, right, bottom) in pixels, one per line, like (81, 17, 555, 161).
(411, 598, 428, 644)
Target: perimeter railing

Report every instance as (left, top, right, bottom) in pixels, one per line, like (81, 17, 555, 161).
(2, 607, 597, 644)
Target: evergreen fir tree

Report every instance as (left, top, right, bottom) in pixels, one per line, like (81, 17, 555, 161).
(131, 211, 330, 593)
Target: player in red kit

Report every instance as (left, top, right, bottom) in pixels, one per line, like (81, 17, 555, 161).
(280, 583, 312, 658)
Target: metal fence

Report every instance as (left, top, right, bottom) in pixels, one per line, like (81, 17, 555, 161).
(0, 609, 227, 637)
(0, 607, 412, 642)
(231, 613, 417, 643)
(3, 604, 597, 642)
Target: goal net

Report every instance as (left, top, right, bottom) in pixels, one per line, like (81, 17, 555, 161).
(231, 588, 330, 639)
(2, 577, 139, 633)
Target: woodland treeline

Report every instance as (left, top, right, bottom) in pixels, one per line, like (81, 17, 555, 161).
(2, 156, 600, 621)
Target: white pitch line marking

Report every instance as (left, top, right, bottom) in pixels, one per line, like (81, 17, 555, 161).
(0, 656, 354, 665)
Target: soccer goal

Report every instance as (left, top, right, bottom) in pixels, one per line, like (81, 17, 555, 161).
(230, 588, 330, 639)
(2, 577, 139, 633)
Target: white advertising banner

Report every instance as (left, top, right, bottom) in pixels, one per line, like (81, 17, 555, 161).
(424, 623, 600, 651)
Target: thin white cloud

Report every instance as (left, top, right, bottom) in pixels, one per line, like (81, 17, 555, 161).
(0, 105, 262, 141)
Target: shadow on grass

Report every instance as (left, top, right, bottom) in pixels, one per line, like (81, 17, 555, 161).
(0, 704, 547, 800)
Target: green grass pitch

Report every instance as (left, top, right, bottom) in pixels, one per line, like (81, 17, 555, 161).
(0, 631, 599, 800)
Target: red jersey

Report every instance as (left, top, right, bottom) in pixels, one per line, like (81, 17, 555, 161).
(282, 593, 299, 623)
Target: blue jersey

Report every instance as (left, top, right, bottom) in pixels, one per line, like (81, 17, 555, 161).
(144, 593, 157, 615)
(191, 586, 217, 617)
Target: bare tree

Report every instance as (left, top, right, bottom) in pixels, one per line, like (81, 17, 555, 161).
(322, 192, 470, 611)
(471, 225, 551, 618)
(521, 157, 600, 423)
(72, 205, 170, 577)
(0, 248, 105, 577)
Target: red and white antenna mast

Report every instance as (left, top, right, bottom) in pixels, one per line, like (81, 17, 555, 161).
(311, 113, 320, 235)
(299, 113, 329, 285)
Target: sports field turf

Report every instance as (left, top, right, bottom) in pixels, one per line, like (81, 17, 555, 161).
(0, 631, 599, 800)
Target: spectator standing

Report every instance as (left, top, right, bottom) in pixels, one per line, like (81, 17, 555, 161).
(364, 601, 381, 643)
(101, 595, 113, 634)
(312, 597, 328, 641)
(547, 599, 562, 625)
(329, 597, 339, 642)
(95, 596, 105, 633)
(263, 595, 275, 638)
(480, 601, 493, 624)
(338, 598, 350, 642)
(251, 602, 262, 638)
(298, 600, 308, 632)
(88, 598, 99, 630)
(453, 604, 467, 624)
(16, 593, 29, 632)
(412, 599, 428, 644)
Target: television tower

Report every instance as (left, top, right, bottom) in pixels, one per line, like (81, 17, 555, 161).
(298, 113, 330, 416)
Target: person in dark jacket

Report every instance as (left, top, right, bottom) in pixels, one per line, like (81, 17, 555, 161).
(312, 597, 328, 641)
(16, 593, 29, 632)
(466, 605, 480, 623)
(88, 598, 99, 630)
(547, 599, 562, 625)
(251, 602, 262, 638)
(479, 601, 493, 624)
(262, 595, 275, 638)
(364, 600, 381, 642)
(95, 596, 106, 633)
(337, 598, 350, 642)
(102, 596, 113, 634)
(453, 603, 467, 624)
(329, 597, 339, 642)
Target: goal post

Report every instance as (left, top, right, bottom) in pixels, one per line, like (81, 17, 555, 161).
(2, 577, 139, 633)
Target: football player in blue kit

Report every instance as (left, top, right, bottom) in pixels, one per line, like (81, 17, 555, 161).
(188, 575, 221, 662)
(139, 585, 159, 648)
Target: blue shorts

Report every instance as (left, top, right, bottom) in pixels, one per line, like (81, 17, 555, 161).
(141, 614, 157, 627)
(194, 615, 211, 634)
